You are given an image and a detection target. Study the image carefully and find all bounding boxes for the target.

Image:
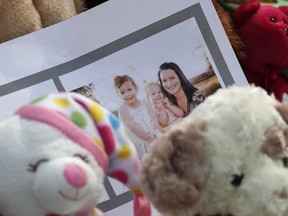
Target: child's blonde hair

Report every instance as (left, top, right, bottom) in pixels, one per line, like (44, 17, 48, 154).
(144, 82, 162, 102)
(113, 75, 138, 91)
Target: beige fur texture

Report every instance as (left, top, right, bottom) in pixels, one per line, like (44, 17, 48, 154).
(0, 0, 85, 43)
(140, 120, 208, 216)
(140, 86, 288, 216)
(261, 125, 288, 159)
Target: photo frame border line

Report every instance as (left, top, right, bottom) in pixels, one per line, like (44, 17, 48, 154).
(53, 76, 66, 92)
(0, 3, 224, 97)
(97, 190, 133, 212)
(195, 4, 235, 86)
(0, 4, 196, 96)
(103, 177, 118, 199)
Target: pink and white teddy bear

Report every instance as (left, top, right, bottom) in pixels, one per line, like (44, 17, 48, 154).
(0, 92, 150, 216)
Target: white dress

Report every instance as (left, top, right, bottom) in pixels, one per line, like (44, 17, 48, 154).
(121, 100, 159, 159)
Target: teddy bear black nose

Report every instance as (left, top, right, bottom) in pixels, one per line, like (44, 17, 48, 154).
(231, 173, 245, 187)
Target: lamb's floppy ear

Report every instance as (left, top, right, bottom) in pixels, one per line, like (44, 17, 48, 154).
(139, 120, 208, 215)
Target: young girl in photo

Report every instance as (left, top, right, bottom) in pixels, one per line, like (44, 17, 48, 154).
(145, 82, 184, 131)
(113, 75, 159, 159)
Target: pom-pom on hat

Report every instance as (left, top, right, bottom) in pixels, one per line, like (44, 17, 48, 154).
(15, 92, 151, 216)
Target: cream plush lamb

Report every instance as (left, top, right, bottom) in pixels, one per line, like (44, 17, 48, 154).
(140, 85, 288, 216)
(0, 92, 150, 216)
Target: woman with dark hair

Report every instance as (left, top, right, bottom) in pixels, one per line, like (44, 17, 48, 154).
(158, 62, 206, 116)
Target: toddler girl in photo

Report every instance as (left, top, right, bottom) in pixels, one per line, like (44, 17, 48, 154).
(114, 75, 159, 159)
(145, 82, 184, 131)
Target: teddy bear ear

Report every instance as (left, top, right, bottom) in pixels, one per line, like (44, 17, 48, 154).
(233, 0, 260, 27)
(139, 120, 208, 215)
(279, 6, 288, 17)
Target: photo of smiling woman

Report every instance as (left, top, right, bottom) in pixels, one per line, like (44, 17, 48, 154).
(113, 75, 160, 159)
(158, 62, 206, 117)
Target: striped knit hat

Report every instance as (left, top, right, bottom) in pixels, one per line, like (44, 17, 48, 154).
(15, 92, 151, 216)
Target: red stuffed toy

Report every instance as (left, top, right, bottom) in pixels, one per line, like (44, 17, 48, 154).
(233, 0, 288, 101)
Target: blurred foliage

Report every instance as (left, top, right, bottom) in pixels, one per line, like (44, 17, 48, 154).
(72, 83, 99, 103)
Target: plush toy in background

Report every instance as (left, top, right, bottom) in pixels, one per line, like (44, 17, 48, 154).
(140, 85, 288, 216)
(0, 92, 150, 216)
(216, 0, 288, 15)
(233, 0, 288, 101)
(0, 0, 87, 43)
(0, 0, 111, 44)
(212, 0, 247, 63)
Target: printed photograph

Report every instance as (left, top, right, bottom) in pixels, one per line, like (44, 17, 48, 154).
(60, 12, 228, 214)
(0, 0, 247, 214)
(68, 17, 222, 160)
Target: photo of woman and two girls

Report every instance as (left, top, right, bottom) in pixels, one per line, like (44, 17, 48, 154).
(113, 62, 207, 159)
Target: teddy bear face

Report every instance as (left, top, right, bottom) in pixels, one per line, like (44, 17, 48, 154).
(0, 116, 104, 216)
(233, 1, 288, 101)
(140, 86, 288, 216)
(235, 3, 288, 69)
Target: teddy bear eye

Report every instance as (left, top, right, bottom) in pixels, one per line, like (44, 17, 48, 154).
(74, 153, 89, 163)
(282, 20, 286, 23)
(230, 173, 245, 187)
(28, 159, 49, 172)
(282, 158, 288, 167)
(270, 17, 276, 23)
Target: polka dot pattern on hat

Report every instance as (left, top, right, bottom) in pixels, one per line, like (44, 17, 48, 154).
(111, 170, 128, 184)
(30, 93, 140, 186)
(23, 92, 150, 216)
(71, 111, 88, 129)
(89, 103, 105, 122)
(98, 125, 116, 156)
(117, 145, 132, 159)
(54, 98, 70, 108)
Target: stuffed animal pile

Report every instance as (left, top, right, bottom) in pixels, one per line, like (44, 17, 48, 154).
(0, 92, 150, 216)
(212, 0, 246, 62)
(233, 0, 288, 101)
(140, 85, 288, 216)
(0, 0, 88, 43)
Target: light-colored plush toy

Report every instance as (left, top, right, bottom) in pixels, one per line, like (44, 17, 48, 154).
(140, 85, 288, 216)
(0, 0, 86, 43)
(0, 92, 150, 216)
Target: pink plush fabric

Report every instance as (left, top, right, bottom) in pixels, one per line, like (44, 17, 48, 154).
(15, 92, 151, 216)
(16, 104, 109, 172)
(233, 0, 288, 101)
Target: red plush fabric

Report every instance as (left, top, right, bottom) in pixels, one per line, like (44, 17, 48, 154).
(233, 0, 288, 101)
